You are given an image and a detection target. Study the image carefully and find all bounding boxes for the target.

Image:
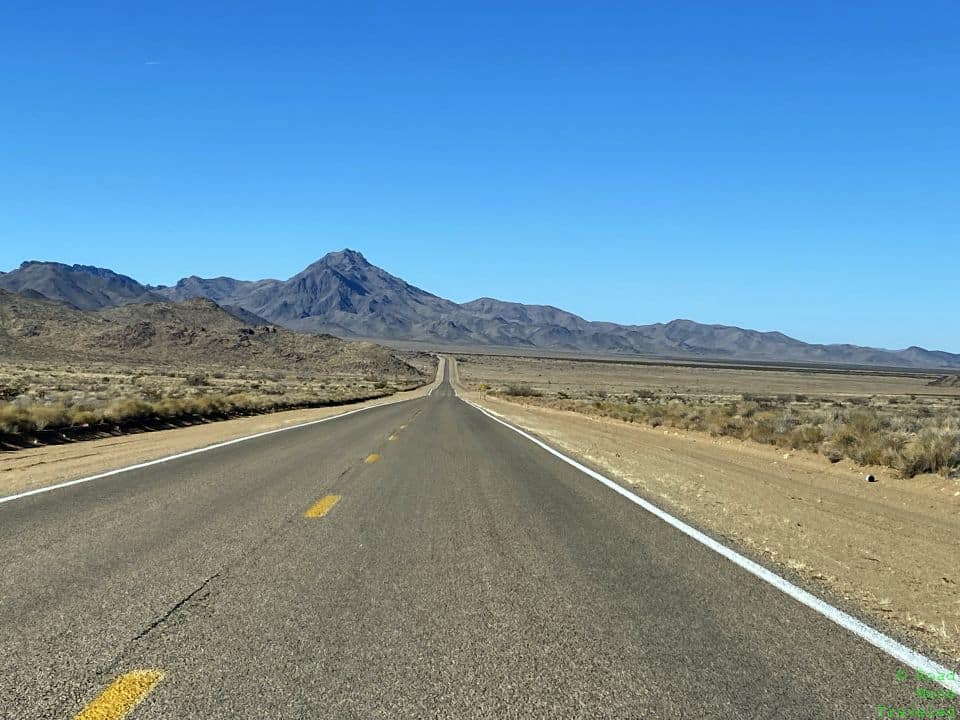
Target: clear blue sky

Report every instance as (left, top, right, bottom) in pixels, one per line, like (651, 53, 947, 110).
(2, 2, 957, 352)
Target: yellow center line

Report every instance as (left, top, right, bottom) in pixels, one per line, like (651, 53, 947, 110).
(364, 453, 381, 464)
(74, 670, 164, 720)
(304, 494, 342, 518)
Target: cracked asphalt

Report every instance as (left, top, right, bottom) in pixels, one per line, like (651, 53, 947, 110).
(0, 362, 935, 717)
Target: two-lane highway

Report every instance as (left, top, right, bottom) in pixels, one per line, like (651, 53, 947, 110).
(0, 359, 946, 717)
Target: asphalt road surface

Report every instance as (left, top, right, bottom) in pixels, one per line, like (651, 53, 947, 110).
(0, 360, 938, 718)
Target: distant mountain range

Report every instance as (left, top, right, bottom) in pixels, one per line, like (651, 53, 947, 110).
(2, 251, 957, 369)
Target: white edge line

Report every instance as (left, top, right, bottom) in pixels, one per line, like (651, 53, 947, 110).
(457, 392, 960, 693)
(0, 379, 438, 507)
(427, 355, 446, 397)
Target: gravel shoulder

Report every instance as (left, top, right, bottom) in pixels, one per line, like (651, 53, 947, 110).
(1, 357, 443, 498)
(451, 360, 960, 663)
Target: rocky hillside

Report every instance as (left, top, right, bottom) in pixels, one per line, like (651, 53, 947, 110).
(0, 290, 422, 379)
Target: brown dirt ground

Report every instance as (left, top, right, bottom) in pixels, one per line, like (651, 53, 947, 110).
(1, 357, 443, 498)
(451, 358, 960, 664)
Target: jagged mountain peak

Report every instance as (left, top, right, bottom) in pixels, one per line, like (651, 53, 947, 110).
(299, 249, 373, 275)
(299, 249, 409, 284)
(321, 247, 368, 264)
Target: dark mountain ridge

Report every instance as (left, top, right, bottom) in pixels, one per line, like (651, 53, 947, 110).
(2, 251, 957, 369)
(0, 261, 167, 310)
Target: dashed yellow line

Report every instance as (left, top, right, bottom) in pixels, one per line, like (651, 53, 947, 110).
(74, 670, 164, 720)
(364, 453, 381, 464)
(304, 494, 342, 518)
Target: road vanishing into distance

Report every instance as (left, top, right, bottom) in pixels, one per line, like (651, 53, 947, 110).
(0, 359, 941, 718)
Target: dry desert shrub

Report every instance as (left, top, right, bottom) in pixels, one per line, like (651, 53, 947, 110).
(494, 389, 960, 479)
(504, 383, 542, 397)
(899, 429, 960, 477)
(0, 386, 395, 439)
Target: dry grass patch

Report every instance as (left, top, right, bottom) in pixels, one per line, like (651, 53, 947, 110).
(0, 360, 425, 444)
(456, 354, 960, 479)
(497, 393, 960, 478)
